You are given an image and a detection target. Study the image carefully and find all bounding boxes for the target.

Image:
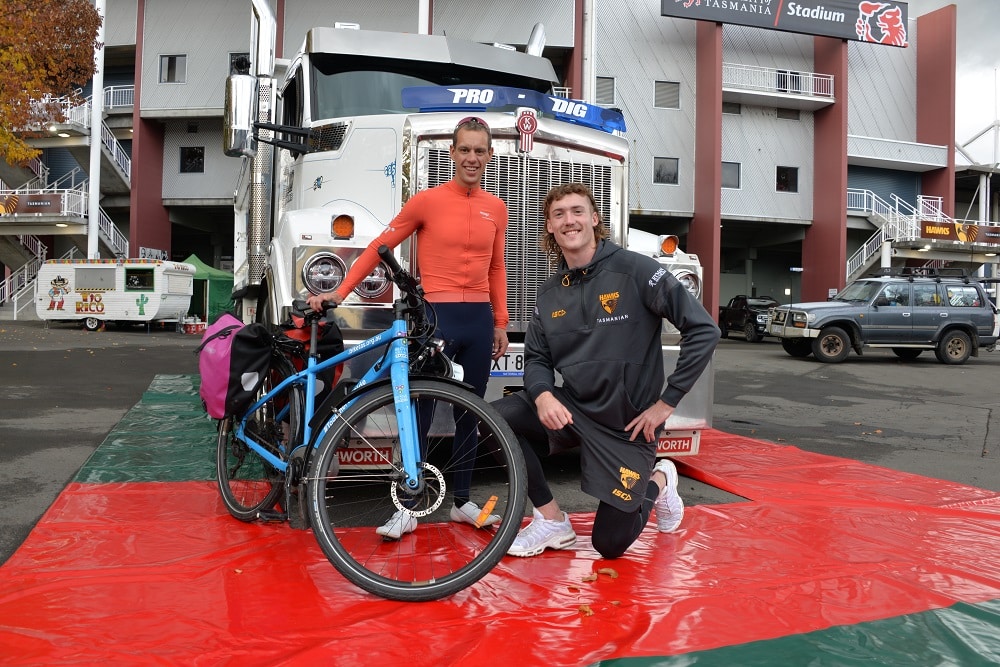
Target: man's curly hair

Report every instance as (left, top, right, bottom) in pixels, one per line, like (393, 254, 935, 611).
(540, 183, 609, 265)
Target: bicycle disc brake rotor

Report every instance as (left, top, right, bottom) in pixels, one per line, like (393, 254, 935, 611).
(389, 462, 445, 518)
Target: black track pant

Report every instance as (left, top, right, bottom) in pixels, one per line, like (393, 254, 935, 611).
(493, 393, 658, 559)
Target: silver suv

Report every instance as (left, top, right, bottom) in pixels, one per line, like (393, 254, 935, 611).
(768, 268, 1000, 364)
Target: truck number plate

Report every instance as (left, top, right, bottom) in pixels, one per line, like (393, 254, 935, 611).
(491, 352, 524, 377)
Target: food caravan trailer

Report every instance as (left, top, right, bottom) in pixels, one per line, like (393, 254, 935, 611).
(35, 259, 195, 330)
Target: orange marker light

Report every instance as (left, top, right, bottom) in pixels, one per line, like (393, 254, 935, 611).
(332, 215, 354, 239)
(659, 235, 679, 255)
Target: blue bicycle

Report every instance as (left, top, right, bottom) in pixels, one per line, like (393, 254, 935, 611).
(215, 246, 526, 601)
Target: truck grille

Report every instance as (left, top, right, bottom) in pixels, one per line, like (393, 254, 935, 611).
(426, 149, 613, 332)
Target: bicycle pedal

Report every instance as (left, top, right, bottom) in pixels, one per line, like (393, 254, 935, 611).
(257, 509, 288, 522)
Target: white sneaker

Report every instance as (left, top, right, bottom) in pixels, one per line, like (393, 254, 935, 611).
(450, 501, 501, 528)
(653, 458, 684, 533)
(375, 509, 417, 540)
(507, 508, 577, 558)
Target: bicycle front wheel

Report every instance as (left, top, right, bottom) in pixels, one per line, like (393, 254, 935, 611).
(216, 351, 301, 521)
(307, 379, 526, 601)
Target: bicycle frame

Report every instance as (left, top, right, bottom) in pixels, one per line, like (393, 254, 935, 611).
(234, 299, 424, 491)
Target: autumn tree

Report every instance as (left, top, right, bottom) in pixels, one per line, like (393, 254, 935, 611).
(0, 0, 102, 167)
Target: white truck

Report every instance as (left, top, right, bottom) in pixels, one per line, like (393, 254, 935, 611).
(35, 258, 194, 331)
(223, 1, 712, 455)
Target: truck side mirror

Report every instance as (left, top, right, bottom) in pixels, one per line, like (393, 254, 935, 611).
(224, 75, 258, 158)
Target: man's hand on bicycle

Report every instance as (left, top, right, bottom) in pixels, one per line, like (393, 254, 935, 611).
(306, 292, 343, 312)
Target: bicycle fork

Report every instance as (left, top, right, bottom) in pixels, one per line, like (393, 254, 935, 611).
(389, 336, 423, 494)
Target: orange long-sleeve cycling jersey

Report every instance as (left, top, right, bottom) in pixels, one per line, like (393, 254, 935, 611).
(335, 180, 510, 329)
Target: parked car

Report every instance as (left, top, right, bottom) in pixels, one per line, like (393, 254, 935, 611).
(719, 295, 780, 343)
(767, 268, 1000, 364)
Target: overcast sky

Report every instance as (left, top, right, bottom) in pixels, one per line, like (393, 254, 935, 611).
(906, 0, 1000, 165)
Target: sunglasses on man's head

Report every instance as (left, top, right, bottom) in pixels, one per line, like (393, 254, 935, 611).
(457, 116, 489, 130)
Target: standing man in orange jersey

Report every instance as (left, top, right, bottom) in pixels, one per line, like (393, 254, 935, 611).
(308, 116, 509, 538)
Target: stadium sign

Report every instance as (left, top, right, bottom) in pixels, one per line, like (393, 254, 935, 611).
(660, 0, 908, 47)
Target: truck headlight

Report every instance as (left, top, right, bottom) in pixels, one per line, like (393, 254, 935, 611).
(354, 262, 391, 299)
(673, 269, 702, 300)
(302, 252, 347, 294)
(790, 311, 812, 327)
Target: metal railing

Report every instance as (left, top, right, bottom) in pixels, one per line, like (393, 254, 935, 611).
(44, 167, 88, 191)
(26, 157, 49, 183)
(99, 208, 129, 257)
(31, 87, 133, 182)
(846, 189, 1000, 280)
(104, 85, 135, 109)
(847, 189, 919, 277)
(0, 181, 128, 257)
(0, 255, 44, 308)
(722, 62, 834, 99)
(17, 234, 47, 260)
(100, 123, 131, 179)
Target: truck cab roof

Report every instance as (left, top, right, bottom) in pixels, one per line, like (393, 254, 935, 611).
(302, 26, 558, 91)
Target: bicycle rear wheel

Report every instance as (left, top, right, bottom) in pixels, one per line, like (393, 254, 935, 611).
(307, 379, 526, 601)
(216, 351, 301, 521)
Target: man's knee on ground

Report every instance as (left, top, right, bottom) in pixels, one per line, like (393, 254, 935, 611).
(591, 532, 628, 560)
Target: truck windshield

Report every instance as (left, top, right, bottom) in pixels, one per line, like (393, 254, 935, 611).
(310, 54, 552, 121)
(833, 281, 881, 302)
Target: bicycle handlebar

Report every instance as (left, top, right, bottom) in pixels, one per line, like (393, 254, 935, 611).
(291, 298, 332, 323)
(377, 245, 423, 305)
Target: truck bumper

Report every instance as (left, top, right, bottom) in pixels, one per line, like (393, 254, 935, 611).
(767, 324, 819, 339)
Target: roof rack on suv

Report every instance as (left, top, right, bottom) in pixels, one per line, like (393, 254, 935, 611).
(871, 267, 971, 283)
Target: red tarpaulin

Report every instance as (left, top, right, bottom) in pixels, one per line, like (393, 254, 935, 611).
(2, 428, 999, 665)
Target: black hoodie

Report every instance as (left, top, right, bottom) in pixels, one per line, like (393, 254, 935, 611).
(524, 240, 720, 431)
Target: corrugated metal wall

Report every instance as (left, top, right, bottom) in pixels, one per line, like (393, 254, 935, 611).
(282, 1, 417, 53)
(434, 0, 575, 48)
(106, 0, 138, 47)
(139, 0, 247, 115)
(722, 23, 814, 72)
(41, 149, 83, 184)
(721, 106, 814, 222)
(595, 0, 697, 216)
(847, 18, 918, 141)
(848, 166, 919, 207)
(161, 119, 240, 199)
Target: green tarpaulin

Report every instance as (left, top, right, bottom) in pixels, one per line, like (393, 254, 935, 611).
(181, 254, 234, 322)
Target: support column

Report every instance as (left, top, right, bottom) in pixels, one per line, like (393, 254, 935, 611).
(87, 0, 106, 259)
(128, 0, 170, 257)
(689, 21, 722, 317)
(916, 6, 957, 216)
(805, 36, 848, 301)
(565, 0, 589, 99)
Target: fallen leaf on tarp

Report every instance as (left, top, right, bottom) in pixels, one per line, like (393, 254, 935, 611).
(578, 604, 594, 616)
(581, 574, 598, 583)
(597, 567, 618, 579)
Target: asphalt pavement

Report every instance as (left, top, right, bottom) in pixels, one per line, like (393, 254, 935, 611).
(2, 320, 998, 566)
(0, 321, 202, 564)
(712, 334, 1000, 493)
